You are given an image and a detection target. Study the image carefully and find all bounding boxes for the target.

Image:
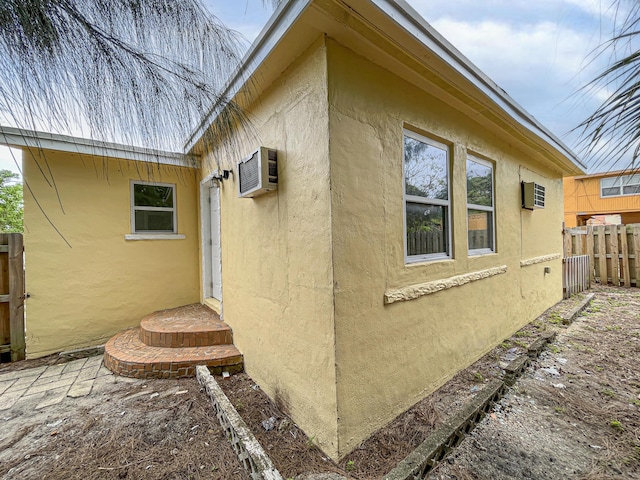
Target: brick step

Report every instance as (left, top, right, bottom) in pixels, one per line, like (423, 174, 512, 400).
(139, 304, 233, 348)
(104, 328, 243, 379)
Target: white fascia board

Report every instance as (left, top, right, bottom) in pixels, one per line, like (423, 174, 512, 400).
(368, 0, 586, 172)
(0, 126, 198, 168)
(184, 0, 313, 153)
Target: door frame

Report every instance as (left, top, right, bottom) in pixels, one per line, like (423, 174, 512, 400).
(200, 175, 222, 310)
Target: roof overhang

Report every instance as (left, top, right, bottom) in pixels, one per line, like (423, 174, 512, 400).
(1, 126, 198, 168)
(573, 169, 634, 180)
(186, 0, 586, 176)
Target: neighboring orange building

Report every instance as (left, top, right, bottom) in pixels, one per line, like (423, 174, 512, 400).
(564, 171, 640, 227)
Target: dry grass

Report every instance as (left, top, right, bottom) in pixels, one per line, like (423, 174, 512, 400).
(0, 380, 250, 480)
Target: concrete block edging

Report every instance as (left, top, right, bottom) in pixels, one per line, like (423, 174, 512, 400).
(384, 323, 564, 480)
(196, 366, 283, 480)
(561, 293, 595, 325)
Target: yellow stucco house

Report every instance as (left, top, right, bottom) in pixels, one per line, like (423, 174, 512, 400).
(2, 0, 585, 461)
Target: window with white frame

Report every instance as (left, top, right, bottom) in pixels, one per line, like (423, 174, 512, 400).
(131, 181, 177, 233)
(466, 156, 495, 254)
(403, 130, 451, 262)
(601, 174, 640, 197)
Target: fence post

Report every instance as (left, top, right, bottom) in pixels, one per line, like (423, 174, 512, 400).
(619, 225, 631, 287)
(631, 225, 640, 287)
(607, 225, 620, 286)
(586, 226, 595, 284)
(9, 233, 25, 362)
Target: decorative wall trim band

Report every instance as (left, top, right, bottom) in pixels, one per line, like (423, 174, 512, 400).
(520, 253, 562, 267)
(384, 265, 508, 304)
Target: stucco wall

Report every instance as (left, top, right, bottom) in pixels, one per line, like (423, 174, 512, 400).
(325, 39, 564, 457)
(23, 150, 200, 358)
(201, 40, 339, 457)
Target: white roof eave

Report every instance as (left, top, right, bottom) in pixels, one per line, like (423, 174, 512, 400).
(0, 126, 198, 167)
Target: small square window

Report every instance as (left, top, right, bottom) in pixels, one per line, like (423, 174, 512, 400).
(131, 181, 177, 233)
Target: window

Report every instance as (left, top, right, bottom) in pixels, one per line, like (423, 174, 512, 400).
(601, 174, 640, 197)
(466, 156, 495, 254)
(403, 130, 451, 262)
(131, 181, 176, 233)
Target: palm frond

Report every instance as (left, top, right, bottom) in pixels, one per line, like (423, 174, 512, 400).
(576, 0, 640, 172)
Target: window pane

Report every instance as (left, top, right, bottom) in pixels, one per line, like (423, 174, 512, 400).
(601, 177, 620, 188)
(404, 136, 448, 200)
(622, 174, 640, 186)
(468, 209, 493, 251)
(602, 187, 620, 197)
(135, 210, 174, 232)
(623, 184, 640, 195)
(466, 159, 492, 207)
(134, 184, 174, 208)
(406, 202, 448, 256)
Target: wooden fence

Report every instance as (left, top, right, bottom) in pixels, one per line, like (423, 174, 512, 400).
(563, 224, 640, 287)
(0, 233, 25, 362)
(563, 255, 590, 298)
(407, 229, 489, 255)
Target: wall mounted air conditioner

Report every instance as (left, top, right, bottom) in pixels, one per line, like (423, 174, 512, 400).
(237, 147, 278, 198)
(521, 181, 545, 209)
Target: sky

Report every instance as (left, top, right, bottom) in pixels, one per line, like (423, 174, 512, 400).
(0, 0, 624, 175)
(203, 0, 624, 172)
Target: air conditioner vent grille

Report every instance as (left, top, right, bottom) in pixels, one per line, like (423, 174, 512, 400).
(239, 151, 260, 193)
(522, 181, 545, 210)
(534, 183, 545, 208)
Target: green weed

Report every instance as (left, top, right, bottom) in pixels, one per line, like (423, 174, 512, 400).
(601, 389, 616, 398)
(610, 420, 624, 431)
(548, 313, 563, 325)
(346, 460, 355, 472)
(548, 344, 562, 354)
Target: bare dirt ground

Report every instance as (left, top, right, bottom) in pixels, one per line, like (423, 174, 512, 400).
(2, 286, 638, 479)
(0, 377, 250, 480)
(433, 285, 640, 480)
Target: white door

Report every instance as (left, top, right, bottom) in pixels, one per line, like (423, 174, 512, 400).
(210, 186, 222, 301)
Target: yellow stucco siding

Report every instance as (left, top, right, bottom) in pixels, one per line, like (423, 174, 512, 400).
(23, 150, 200, 358)
(326, 39, 564, 456)
(201, 40, 340, 457)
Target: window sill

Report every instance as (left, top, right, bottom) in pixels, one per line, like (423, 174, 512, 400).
(124, 234, 185, 241)
(469, 249, 496, 257)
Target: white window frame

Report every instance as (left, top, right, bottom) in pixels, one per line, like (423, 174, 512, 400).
(130, 180, 177, 234)
(600, 174, 640, 198)
(403, 129, 452, 264)
(466, 155, 495, 256)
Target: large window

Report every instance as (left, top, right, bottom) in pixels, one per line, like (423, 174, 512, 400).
(601, 174, 640, 197)
(403, 130, 450, 262)
(131, 181, 176, 233)
(466, 156, 495, 254)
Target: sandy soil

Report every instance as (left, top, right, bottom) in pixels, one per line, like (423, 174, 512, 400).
(2, 286, 638, 479)
(433, 285, 640, 480)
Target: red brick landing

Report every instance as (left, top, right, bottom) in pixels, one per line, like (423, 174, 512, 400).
(104, 304, 243, 379)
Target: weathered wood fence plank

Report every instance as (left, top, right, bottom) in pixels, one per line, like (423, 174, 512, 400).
(9, 234, 25, 361)
(0, 234, 8, 349)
